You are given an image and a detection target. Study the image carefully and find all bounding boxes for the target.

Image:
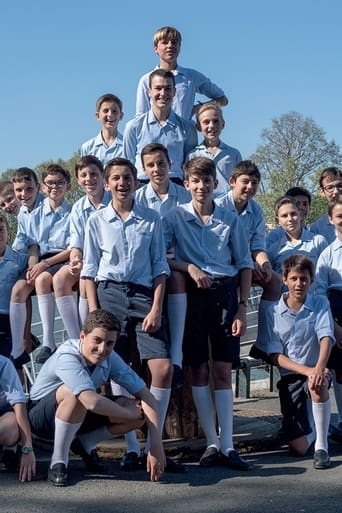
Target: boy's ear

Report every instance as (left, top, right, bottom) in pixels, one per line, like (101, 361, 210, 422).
(228, 177, 236, 188)
(213, 179, 218, 190)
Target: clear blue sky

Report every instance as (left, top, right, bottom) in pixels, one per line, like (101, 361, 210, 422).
(1, 0, 341, 173)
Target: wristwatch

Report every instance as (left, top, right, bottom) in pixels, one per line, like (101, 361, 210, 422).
(21, 446, 33, 454)
(239, 300, 247, 307)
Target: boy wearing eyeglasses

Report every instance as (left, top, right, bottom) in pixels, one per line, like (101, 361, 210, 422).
(310, 167, 342, 243)
(10, 164, 72, 365)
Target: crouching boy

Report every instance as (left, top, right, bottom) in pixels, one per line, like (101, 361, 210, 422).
(267, 255, 334, 469)
(28, 309, 166, 486)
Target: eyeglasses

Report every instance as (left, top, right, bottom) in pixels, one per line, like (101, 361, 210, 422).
(321, 182, 342, 193)
(43, 180, 67, 189)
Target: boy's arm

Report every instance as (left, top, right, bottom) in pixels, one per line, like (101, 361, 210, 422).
(253, 250, 273, 282)
(142, 274, 166, 333)
(168, 258, 213, 288)
(28, 248, 71, 282)
(12, 402, 36, 482)
(83, 277, 99, 312)
(232, 267, 252, 337)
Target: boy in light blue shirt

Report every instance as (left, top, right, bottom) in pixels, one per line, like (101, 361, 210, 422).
(136, 26, 228, 120)
(267, 255, 334, 469)
(163, 156, 254, 470)
(124, 69, 197, 184)
(187, 102, 242, 199)
(80, 93, 124, 166)
(10, 164, 72, 366)
(52, 155, 112, 342)
(81, 158, 185, 474)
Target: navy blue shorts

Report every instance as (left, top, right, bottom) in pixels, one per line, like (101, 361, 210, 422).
(0, 314, 12, 358)
(97, 281, 170, 362)
(28, 389, 121, 442)
(183, 276, 240, 367)
(277, 374, 312, 442)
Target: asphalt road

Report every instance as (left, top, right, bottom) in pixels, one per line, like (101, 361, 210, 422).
(1, 445, 341, 513)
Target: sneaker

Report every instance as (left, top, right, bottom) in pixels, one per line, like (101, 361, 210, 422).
(219, 450, 253, 471)
(70, 437, 104, 472)
(199, 446, 219, 467)
(35, 346, 53, 365)
(2, 447, 20, 472)
(120, 451, 141, 471)
(313, 449, 330, 469)
(171, 365, 184, 390)
(48, 463, 68, 486)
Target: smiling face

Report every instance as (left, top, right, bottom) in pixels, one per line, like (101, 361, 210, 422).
(96, 101, 123, 131)
(80, 327, 118, 366)
(196, 107, 224, 144)
(42, 172, 70, 205)
(283, 268, 312, 304)
(77, 164, 104, 197)
(320, 177, 342, 201)
(148, 75, 175, 110)
(230, 174, 259, 205)
(0, 190, 21, 216)
(184, 172, 217, 205)
(105, 165, 136, 203)
(141, 150, 170, 188)
(13, 179, 39, 210)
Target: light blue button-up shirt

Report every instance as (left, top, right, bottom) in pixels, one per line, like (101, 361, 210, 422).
(216, 191, 266, 253)
(134, 181, 190, 217)
(81, 201, 170, 288)
(187, 141, 242, 199)
(162, 201, 253, 278)
(136, 65, 226, 120)
(29, 338, 146, 401)
(0, 356, 27, 408)
(267, 228, 328, 275)
(266, 293, 335, 375)
(69, 190, 112, 251)
(80, 131, 123, 166)
(0, 246, 27, 314)
(310, 213, 337, 244)
(27, 198, 71, 256)
(123, 110, 198, 180)
(12, 192, 45, 253)
(315, 238, 342, 294)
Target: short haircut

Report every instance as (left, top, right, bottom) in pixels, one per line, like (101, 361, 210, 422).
(104, 157, 138, 182)
(141, 143, 171, 166)
(96, 93, 123, 113)
(12, 167, 39, 185)
(285, 186, 312, 205)
(0, 180, 14, 196)
(153, 26, 182, 47)
(75, 155, 104, 178)
(184, 156, 216, 181)
(230, 160, 261, 182)
(83, 309, 121, 334)
(148, 68, 175, 88)
(327, 194, 342, 217)
(42, 164, 71, 183)
(319, 167, 342, 188)
(274, 196, 298, 218)
(0, 214, 9, 230)
(282, 254, 314, 281)
(195, 101, 224, 126)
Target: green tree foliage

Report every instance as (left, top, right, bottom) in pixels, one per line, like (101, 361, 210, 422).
(252, 111, 342, 223)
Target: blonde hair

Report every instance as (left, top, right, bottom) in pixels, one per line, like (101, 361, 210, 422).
(153, 26, 182, 47)
(195, 102, 224, 126)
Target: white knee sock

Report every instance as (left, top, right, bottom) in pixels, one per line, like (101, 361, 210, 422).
(215, 388, 234, 454)
(255, 299, 277, 352)
(78, 297, 89, 327)
(51, 418, 82, 468)
(192, 385, 219, 449)
(56, 295, 80, 339)
(79, 426, 114, 454)
(167, 293, 187, 367)
(332, 371, 342, 424)
(312, 400, 331, 452)
(9, 302, 26, 358)
(37, 293, 56, 350)
(145, 386, 171, 452)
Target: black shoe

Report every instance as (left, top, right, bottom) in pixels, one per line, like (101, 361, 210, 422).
(48, 463, 68, 486)
(2, 448, 20, 472)
(313, 449, 330, 469)
(120, 451, 141, 471)
(329, 423, 342, 444)
(165, 456, 187, 473)
(199, 446, 219, 467)
(35, 346, 53, 364)
(11, 351, 30, 369)
(171, 365, 184, 390)
(30, 333, 41, 352)
(70, 437, 104, 472)
(219, 450, 252, 471)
